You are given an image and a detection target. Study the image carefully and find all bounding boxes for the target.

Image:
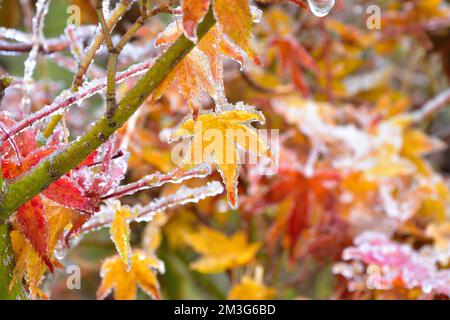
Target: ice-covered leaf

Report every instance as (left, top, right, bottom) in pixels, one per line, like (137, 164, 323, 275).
(170, 103, 270, 208)
(11, 200, 75, 299)
(16, 196, 52, 272)
(97, 250, 164, 300)
(213, 0, 259, 64)
(181, 0, 210, 41)
(109, 201, 136, 271)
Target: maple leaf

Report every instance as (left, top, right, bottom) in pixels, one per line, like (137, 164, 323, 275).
(213, 0, 260, 64)
(142, 212, 168, 253)
(184, 226, 260, 273)
(10, 200, 75, 299)
(154, 21, 245, 112)
(254, 163, 340, 262)
(181, 0, 210, 41)
(97, 250, 164, 300)
(109, 201, 136, 271)
(228, 273, 276, 300)
(16, 196, 53, 271)
(170, 103, 270, 208)
(270, 36, 319, 95)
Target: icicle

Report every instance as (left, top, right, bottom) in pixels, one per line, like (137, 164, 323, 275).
(307, 0, 335, 17)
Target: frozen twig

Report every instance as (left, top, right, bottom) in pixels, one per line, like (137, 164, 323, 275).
(20, 0, 51, 115)
(101, 163, 212, 200)
(410, 88, 450, 123)
(80, 181, 224, 234)
(0, 60, 155, 143)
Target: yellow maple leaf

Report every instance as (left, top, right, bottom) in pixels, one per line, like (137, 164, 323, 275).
(109, 201, 137, 271)
(10, 200, 75, 299)
(170, 103, 270, 208)
(97, 250, 164, 300)
(142, 212, 168, 253)
(228, 269, 276, 300)
(184, 226, 260, 273)
(163, 208, 198, 249)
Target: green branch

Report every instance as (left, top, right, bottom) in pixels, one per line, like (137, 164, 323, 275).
(0, 10, 216, 222)
(0, 224, 21, 299)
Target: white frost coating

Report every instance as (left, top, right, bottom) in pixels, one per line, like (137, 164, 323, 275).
(21, 0, 51, 115)
(6, 59, 155, 139)
(79, 181, 224, 234)
(135, 181, 224, 222)
(0, 27, 31, 42)
(102, 0, 111, 18)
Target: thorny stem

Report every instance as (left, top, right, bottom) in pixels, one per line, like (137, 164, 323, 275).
(0, 8, 217, 222)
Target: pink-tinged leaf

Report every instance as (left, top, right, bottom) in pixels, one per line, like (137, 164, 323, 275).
(335, 232, 450, 297)
(42, 176, 98, 213)
(16, 196, 53, 272)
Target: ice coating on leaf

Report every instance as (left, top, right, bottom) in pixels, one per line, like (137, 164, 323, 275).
(181, 0, 210, 42)
(307, 0, 336, 17)
(108, 200, 135, 271)
(97, 250, 164, 300)
(169, 102, 270, 208)
(72, 148, 129, 198)
(334, 232, 450, 297)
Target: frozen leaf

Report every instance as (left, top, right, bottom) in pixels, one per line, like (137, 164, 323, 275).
(213, 0, 259, 64)
(170, 103, 270, 208)
(184, 226, 260, 273)
(97, 250, 164, 300)
(16, 196, 52, 272)
(181, 0, 210, 41)
(109, 201, 136, 271)
(11, 200, 75, 298)
(42, 176, 97, 213)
